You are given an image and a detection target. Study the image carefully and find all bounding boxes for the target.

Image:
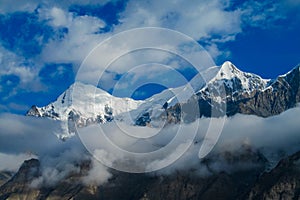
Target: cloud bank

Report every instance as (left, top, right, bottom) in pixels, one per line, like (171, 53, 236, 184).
(0, 105, 300, 185)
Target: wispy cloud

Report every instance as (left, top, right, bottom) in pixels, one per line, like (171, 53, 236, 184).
(0, 105, 300, 185)
(0, 0, 295, 112)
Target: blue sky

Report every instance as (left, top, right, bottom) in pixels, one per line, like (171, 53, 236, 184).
(0, 0, 299, 114)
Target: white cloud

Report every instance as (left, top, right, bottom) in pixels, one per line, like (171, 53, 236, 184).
(39, 7, 72, 27)
(81, 157, 112, 186)
(1, 1, 285, 93)
(0, 0, 299, 188)
(1, 105, 300, 184)
(0, 0, 38, 13)
(0, 0, 118, 14)
(0, 113, 113, 187)
(108, 0, 242, 60)
(0, 47, 45, 99)
(117, 0, 241, 40)
(0, 0, 292, 109)
(8, 0, 242, 90)
(74, 27, 216, 93)
(77, 106, 300, 173)
(40, 8, 106, 65)
(36, 0, 280, 90)
(240, 1, 285, 29)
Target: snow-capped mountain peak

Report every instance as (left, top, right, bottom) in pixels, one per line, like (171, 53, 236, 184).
(27, 61, 300, 130)
(28, 61, 269, 128)
(27, 82, 143, 129)
(204, 61, 269, 95)
(215, 61, 241, 80)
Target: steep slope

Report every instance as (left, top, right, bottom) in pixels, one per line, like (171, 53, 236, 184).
(0, 172, 13, 188)
(27, 62, 300, 127)
(26, 66, 220, 127)
(3, 150, 299, 200)
(0, 159, 41, 200)
(199, 61, 269, 101)
(164, 62, 300, 123)
(0, 146, 268, 200)
(237, 65, 300, 117)
(132, 66, 220, 126)
(27, 82, 143, 132)
(135, 61, 275, 125)
(247, 151, 300, 199)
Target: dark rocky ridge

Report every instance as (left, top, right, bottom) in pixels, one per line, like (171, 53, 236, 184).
(18, 63, 300, 200)
(247, 151, 300, 199)
(26, 62, 300, 128)
(1, 149, 299, 200)
(160, 65, 300, 124)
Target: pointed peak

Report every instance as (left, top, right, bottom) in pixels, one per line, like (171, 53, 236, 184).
(26, 105, 41, 117)
(220, 61, 240, 72)
(215, 61, 242, 80)
(222, 61, 233, 66)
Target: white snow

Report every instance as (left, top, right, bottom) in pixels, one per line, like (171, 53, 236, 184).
(36, 82, 143, 122)
(35, 61, 274, 129)
(203, 61, 270, 93)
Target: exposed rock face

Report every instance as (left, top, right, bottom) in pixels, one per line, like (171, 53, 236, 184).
(0, 159, 40, 200)
(247, 151, 300, 200)
(26, 106, 42, 117)
(0, 172, 13, 188)
(1, 150, 300, 199)
(19, 62, 300, 199)
(164, 65, 300, 123)
(238, 66, 300, 117)
(2, 147, 295, 200)
(0, 158, 91, 200)
(26, 62, 300, 128)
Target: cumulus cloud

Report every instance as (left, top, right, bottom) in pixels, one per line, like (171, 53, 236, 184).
(153, 106, 300, 174)
(117, 0, 241, 40)
(33, 0, 286, 90)
(30, 146, 88, 188)
(39, 7, 71, 27)
(40, 7, 106, 64)
(75, 106, 300, 174)
(240, 1, 286, 29)
(1, 105, 300, 185)
(0, 0, 298, 186)
(81, 158, 112, 186)
(38, 0, 243, 72)
(0, 0, 118, 14)
(0, 0, 289, 105)
(0, 47, 44, 99)
(0, 113, 112, 187)
(74, 27, 216, 95)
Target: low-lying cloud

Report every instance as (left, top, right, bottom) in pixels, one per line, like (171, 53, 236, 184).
(0, 106, 300, 186)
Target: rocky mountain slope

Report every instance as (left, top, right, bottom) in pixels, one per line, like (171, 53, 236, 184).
(27, 82, 143, 136)
(27, 61, 300, 128)
(139, 61, 300, 124)
(16, 61, 300, 200)
(0, 148, 299, 200)
(247, 151, 300, 199)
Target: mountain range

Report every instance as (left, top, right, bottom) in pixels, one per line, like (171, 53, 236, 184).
(2, 61, 300, 200)
(27, 61, 300, 130)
